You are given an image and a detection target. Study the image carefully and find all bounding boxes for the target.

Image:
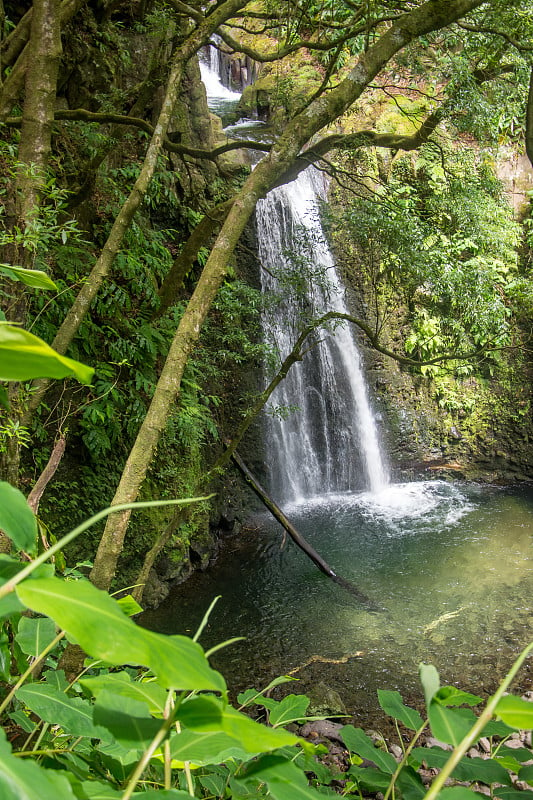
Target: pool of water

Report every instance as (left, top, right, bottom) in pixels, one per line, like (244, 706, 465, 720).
(140, 481, 533, 722)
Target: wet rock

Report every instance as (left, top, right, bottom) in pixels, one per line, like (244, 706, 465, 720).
(142, 569, 170, 608)
(307, 682, 347, 717)
(425, 737, 453, 751)
(300, 720, 344, 743)
(390, 744, 403, 761)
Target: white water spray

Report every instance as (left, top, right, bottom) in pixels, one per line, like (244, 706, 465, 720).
(257, 168, 389, 503)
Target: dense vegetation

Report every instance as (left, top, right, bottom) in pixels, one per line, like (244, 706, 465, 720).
(1, 0, 533, 795)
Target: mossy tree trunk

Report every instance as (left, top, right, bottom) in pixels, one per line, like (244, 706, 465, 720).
(0, 0, 61, 485)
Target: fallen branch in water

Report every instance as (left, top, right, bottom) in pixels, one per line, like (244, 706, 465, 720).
(231, 450, 381, 610)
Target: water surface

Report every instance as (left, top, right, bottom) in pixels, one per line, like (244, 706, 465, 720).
(140, 481, 533, 721)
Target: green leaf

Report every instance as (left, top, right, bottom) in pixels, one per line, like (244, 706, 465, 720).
(132, 792, 193, 799)
(0, 323, 94, 384)
(348, 765, 392, 793)
(76, 781, 123, 799)
(80, 672, 167, 714)
(0, 264, 58, 291)
(16, 616, 57, 656)
(16, 577, 225, 692)
(419, 663, 440, 706)
(519, 765, 533, 783)
(93, 690, 161, 746)
(496, 695, 533, 729)
(428, 701, 474, 746)
(396, 765, 426, 800)
(168, 729, 248, 765)
(116, 594, 143, 616)
(341, 726, 397, 773)
(490, 790, 533, 800)
(436, 788, 485, 800)
(0, 482, 38, 554)
(269, 694, 310, 727)
(16, 684, 111, 740)
(237, 675, 298, 707)
(239, 754, 331, 800)
(0, 729, 78, 799)
(377, 689, 424, 730)
(412, 747, 511, 785)
(435, 686, 482, 707)
(177, 695, 300, 752)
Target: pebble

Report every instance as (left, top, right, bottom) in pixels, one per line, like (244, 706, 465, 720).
(390, 744, 403, 761)
(426, 737, 453, 751)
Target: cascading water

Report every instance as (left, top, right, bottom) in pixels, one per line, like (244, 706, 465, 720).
(198, 41, 241, 115)
(257, 168, 389, 504)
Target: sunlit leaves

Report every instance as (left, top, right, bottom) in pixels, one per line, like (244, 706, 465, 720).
(16, 577, 225, 692)
(0, 482, 38, 554)
(0, 323, 94, 384)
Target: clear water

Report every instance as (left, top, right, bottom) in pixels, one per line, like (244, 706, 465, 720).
(140, 481, 533, 721)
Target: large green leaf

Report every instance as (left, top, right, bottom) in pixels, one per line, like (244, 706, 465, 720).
(93, 690, 161, 746)
(168, 728, 248, 765)
(496, 695, 533, 729)
(396, 765, 426, 800)
(519, 765, 533, 783)
(435, 686, 482, 707)
(16, 684, 111, 740)
(0, 729, 77, 800)
(377, 689, 424, 730)
(341, 726, 397, 774)
(239, 754, 332, 800)
(268, 694, 310, 727)
(490, 789, 533, 800)
(0, 323, 94, 384)
(0, 264, 58, 291)
(0, 482, 38, 554)
(436, 788, 485, 800)
(412, 747, 511, 785)
(177, 695, 300, 752)
(132, 792, 193, 799)
(16, 577, 225, 692)
(348, 765, 391, 793)
(76, 781, 122, 799)
(16, 616, 57, 657)
(81, 672, 167, 714)
(428, 701, 474, 746)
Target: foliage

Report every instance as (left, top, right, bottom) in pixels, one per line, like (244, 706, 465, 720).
(333, 141, 526, 376)
(0, 476, 532, 798)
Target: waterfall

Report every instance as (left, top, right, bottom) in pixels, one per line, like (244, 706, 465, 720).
(198, 41, 241, 114)
(257, 168, 389, 504)
(197, 42, 388, 505)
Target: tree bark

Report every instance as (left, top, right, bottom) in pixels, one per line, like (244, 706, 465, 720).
(0, 0, 62, 483)
(526, 65, 533, 169)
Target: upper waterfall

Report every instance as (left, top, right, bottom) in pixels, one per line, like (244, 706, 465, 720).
(257, 168, 389, 504)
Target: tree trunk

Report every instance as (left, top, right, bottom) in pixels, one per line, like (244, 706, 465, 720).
(0, 0, 61, 483)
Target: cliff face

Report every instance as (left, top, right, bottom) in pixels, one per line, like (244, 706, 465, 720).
(325, 137, 533, 485)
